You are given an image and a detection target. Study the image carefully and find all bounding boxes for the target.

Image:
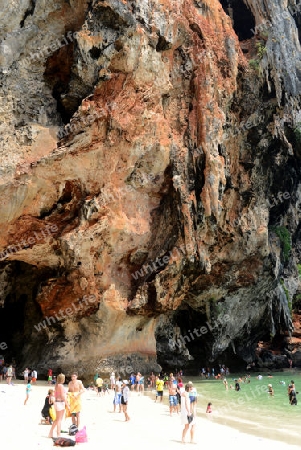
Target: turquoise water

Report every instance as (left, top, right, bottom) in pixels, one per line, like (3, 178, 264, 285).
(189, 371, 301, 445)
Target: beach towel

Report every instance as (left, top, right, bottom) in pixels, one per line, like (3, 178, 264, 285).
(67, 392, 82, 414)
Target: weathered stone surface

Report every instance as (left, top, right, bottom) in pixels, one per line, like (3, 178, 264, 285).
(0, 0, 301, 378)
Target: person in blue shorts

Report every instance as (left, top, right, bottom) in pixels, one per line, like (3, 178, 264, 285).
(168, 381, 178, 415)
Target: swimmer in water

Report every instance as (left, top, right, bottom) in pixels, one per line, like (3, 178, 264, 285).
(268, 384, 274, 396)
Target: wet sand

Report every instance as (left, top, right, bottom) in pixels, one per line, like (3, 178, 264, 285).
(1, 380, 300, 449)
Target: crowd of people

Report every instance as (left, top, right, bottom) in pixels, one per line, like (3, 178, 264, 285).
(1, 361, 299, 445)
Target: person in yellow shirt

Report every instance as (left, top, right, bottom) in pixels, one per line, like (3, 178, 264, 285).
(155, 376, 164, 402)
(95, 376, 103, 396)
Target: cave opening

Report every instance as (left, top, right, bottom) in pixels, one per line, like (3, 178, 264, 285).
(219, 0, 256, 41)
(0, 261, 56, 367)
(156, 305, 248, 374)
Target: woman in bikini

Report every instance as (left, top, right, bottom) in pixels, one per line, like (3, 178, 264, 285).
(48, 373, 67, 438)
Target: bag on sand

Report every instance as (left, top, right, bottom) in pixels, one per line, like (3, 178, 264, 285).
(68, 424, 78, 436)
(52, 437, 76, 446)
(49, 405, 56, 421)
(75, 426, 88, 443)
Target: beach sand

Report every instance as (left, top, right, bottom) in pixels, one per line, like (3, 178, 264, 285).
(1, 381, 300, 450)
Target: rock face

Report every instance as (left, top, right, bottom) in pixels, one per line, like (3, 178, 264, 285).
(1, 0, 301, 378)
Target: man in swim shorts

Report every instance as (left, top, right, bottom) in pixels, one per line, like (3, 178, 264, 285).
(67, 372, 85, 429)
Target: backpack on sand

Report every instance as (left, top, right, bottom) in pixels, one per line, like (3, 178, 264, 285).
(68, 424, 78, 436)
(52, 437, 76, 446)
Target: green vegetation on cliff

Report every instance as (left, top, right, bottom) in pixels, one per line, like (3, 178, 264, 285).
(271, 226, 291, 262)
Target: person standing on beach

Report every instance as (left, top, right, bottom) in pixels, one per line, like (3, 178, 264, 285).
(48, 368, 53, 385)
(24, 379, 32, 405)
(110, 372, 115, 390)
(67, 372, 85, 429)
(6, 364, 13, 385)
(137, 372, 144, 395)
(168, 379, 178, 415)
(155, 376, 164, 402)
(31, 369, 37, 384)
(23, 367, 29, 383)
(95, 375, 103, 396)
(121, 380, 130, 421)
(48, 373, 67, 438)
(113, 377, 122, 412)
(187, 381, 197, 416)
(181, 383, 196, 444)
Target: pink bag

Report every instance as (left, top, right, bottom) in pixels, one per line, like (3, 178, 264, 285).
(75, 426, 88, 443)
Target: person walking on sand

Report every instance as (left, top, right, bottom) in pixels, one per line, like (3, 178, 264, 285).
(23, 367, 29, 383)
(187, 381, 198, 416)
(96, 375, 104, 396)
(113, 377, 122, 412)
(48, 373, 67, 438)
(181, 383, 196, 444)
(67, 372, 85, 429)
(168, 380, 179, 415)
(48, 368, 53, 385)
(24, 379, 32, 405)
(155, 375, 164, 402)
(121, 380, 130, 421)
(6, 364, 13, 385)
(110, 372, 115, 390)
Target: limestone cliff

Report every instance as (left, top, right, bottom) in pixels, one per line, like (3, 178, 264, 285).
(1, 0, 301, 378)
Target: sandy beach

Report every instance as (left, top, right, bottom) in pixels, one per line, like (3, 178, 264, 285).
(1, 380, 300, 450)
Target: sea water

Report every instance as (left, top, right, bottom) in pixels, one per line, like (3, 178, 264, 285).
(191, 371, 301, 445)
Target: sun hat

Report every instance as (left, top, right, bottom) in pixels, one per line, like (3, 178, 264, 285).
(123, 380, 129, 384)
(268, 384, 272, 387)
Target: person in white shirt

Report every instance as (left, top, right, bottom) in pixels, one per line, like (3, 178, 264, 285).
(23, 367, 29, 383)
(32, 369, 37, 383)
(110, 372, 115, 390)
(7, 364, 13, 384)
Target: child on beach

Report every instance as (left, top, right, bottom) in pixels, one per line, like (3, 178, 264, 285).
(41, 389, 55, 424)
(24, 379, 32, 405)
(206, 402, 212, 413)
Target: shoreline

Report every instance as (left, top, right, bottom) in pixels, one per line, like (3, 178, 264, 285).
(0, 380, 300, 449)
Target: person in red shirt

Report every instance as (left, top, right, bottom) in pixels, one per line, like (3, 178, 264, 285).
(48, 368, 53, 385)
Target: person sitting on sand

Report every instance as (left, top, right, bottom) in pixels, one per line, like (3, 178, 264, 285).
(41, 388, 55, 424)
